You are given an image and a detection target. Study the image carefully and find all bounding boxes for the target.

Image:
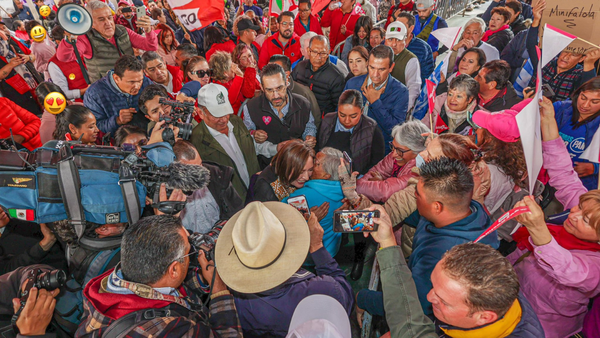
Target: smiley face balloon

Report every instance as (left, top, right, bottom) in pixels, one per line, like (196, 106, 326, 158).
(44, 92, 67, 115)
(30, 25, 47, 43)
(39, 5, 51, 17)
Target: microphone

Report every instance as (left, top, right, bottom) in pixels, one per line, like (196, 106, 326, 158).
(165, 162, 211, 193)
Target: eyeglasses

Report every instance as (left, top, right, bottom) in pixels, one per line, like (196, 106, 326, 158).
(389, 142, 411, 156)
(172, 246, 198, 263)
(264, 85, 287, 95)
(190, 69, 212, 77)
(309, 49, 329, 58)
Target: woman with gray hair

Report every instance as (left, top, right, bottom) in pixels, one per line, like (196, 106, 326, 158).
(357, 120, 429, 203)
(422, 74, 479, 136)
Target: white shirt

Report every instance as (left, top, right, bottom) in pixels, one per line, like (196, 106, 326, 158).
(205, 121, 251, 187)
(456, 41, 500, 65)
(158, 72, 173, 93)
(404, 57, 422, 110)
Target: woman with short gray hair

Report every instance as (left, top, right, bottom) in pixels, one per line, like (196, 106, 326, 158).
(357, 120, 430, 203)
(422, 74, 480, 136)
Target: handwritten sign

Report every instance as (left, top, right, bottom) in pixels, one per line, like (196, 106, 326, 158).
(540, 0, 600, 54)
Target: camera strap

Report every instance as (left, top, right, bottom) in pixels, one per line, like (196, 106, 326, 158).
(119, 164, 142, 225)
(57, 157, 86, 240)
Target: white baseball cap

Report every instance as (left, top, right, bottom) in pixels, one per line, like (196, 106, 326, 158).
(286, 295, 351, 338)
(416, 0, 435, 10)
(197, 83, 233, 118)
(386, 21, 408, 41)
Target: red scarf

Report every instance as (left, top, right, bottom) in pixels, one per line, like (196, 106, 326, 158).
(481, 25, 510, 42)
(513, 225, 600, 252)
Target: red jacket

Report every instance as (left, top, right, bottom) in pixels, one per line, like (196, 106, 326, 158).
(258, 32, 302, 69)
(166, 65, 183, 93)
(0, 97, 42, 150)
(294, 14, 324, 37)
(48, 55, 88, 92)
(320, 7, 360, 51)
(385, 1, 415, 28)
(214, 67, 259, 117)
(206, 40, 236, 62)
(115, 14, 139, 33)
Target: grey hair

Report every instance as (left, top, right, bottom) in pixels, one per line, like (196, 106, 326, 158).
(309, 35, 330, 51)
(391, 120, 429, 153)
(449, 74, 480, 100)
(300, 31, 317, 49)
(464, 17, 486, 34)
(86, 0, 109, 14)
(320, 147, 344, 181)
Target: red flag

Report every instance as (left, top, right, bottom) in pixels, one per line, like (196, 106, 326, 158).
(312, 0, 330, 15)
(351, 3, 365, 15)
(166, 0, 224, 32)
(426, 79, 436, 113)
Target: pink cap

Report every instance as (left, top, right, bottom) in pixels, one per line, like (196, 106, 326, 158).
(472, 109, 520, 142)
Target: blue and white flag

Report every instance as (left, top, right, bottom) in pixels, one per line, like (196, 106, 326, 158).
(513, 58, 534, 99)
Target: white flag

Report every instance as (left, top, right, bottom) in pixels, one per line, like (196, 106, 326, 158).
(541, 24, 577, 68)
(580, 130, 600, 163)
(431, 27, 462, 50)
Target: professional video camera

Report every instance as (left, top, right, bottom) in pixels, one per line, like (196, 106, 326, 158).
(158, 98, 194, 145)
(11, 269, 66, 334)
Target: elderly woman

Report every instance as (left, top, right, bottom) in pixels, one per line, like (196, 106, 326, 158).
(317, 89, 385, 175)
(283, 147, 345, 260)
(248, 139, 315, 202)
(508, 96, 600, 337)
(423, 74, 479, 135)
(483, 7, 514, 53)
(210, 50, 259, 116)
(341, 15, 372, 66)
(437, 47, 486, 95)
(232, 42, 262, 87)
(357, 120, 429, 203)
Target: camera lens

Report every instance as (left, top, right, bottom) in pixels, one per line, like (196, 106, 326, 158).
(36, 270, 67, 290)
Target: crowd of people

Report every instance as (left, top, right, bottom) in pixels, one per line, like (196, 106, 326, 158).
(1, 0, 600, 337)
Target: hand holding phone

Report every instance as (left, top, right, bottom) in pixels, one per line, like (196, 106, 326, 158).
(334, 210, 380, 233)
(287, 195, 310, 220)
(136, 6, 147, 18)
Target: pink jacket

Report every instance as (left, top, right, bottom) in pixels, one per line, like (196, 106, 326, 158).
(356, 153, 418, 203)
(508, 138, 598, 338)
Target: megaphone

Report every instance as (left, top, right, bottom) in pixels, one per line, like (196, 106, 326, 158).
(56, 3, 93, 36)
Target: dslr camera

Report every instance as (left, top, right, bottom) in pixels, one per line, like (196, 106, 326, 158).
(189, 220, 226, 262)
(158, 98, 194, 145)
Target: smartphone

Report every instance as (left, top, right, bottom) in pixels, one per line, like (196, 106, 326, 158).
(136, 6, 147, 18)
(287, 195, 310, 219)
(542, 83, 555, 98)
(343, 151, 352, 174)
(334, 210, 380, 233)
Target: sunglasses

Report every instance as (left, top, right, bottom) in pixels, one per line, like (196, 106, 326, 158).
(190, 69, 212, 77)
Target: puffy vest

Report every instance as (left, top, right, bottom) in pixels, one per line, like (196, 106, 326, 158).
(318, 112, 378, 174)
(391, 48, 417, 85)
(246, 90, 311, 145)
(48, 55, 88, 92)
(85, 25, 134, 83)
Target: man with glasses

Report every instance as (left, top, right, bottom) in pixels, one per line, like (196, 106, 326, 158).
(142, 51, 183, 94)
(292, 35, 345, 117)
(245, 63, 317, 168)
(451, 18, 499, 69)
(258, 11, 302, 69)
(76, 215, 243, 338)
(191, 83, 260, 200)
(294, 0, 323, 37)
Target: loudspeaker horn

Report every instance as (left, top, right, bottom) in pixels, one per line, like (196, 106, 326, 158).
(56, 3, 93, 36)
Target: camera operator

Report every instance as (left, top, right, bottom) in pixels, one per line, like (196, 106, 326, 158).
(0, 208, 65, 276)
(173, 140, 243, 234)
(0, 265, 61, 337)
(76, 215, 242, 337)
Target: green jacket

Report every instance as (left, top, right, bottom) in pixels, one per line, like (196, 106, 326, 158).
(378, 246, 437, 338)
(190, 115, 260, 200)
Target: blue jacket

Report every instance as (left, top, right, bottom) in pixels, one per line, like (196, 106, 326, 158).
(283, 180, 344, 259)
(413, 14, 448, 53)
(483, 0, 533, 22)
(233, 247, 354, 338)
(437, 292, 545, 337)
(83, 72, 153, 135)
(554, 100, 600, 190)
(345, 74, 409, 153)
(407, 36, 435, 84)
(408, 201, 499, 316)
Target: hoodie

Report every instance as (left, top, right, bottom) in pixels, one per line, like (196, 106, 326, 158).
(409, 200, 499, 316)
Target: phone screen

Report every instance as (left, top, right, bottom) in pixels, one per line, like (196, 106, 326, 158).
(287, 195, 310, 219)
(343, 151, 352, 174)
(334, 210, 380, 233)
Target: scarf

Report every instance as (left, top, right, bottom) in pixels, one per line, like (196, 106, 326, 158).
(440, 299, 522, 338)
(513, 225, 600, 252)
(481, 25, 510, 42)
(444, 98, 477, 133)
(270, 177, 296, 201)
(0, 39, 36, 89)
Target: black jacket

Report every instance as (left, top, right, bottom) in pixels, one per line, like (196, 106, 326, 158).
(0, 220, 66, 276)
(247, 165, 280, 203)
(204, 162, 244, 220)
(510, 15, 528, 36)
(486, 28, 514, 54)
(291, 59, 345, 116)
(480, 82, 522, 112)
